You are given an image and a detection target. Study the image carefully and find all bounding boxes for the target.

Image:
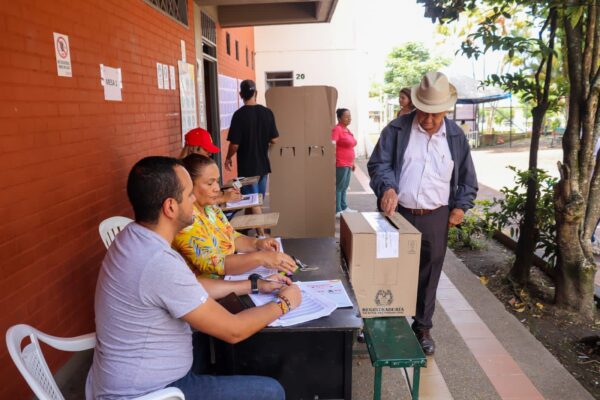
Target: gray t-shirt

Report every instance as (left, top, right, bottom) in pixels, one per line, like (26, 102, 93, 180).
(86, 222, 208, 399)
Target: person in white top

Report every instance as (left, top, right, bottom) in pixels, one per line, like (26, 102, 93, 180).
(368, 72, 478, 356)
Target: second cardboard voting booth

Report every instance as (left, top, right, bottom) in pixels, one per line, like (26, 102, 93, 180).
(266, 86, 338, 238)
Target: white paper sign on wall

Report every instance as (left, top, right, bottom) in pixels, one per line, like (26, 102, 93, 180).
(157, 62, 164, 89)
(169, 65, 176, 90)
(162, 64, 169, 90)
(53, 32, 72, 77)
(100, 64, 122, 101)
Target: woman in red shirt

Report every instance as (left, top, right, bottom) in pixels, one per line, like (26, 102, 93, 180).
(331, 108, 358, 217)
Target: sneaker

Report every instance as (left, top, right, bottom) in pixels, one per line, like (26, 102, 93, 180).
(335, 212, 342, 219)
(343, 207, 358, 213)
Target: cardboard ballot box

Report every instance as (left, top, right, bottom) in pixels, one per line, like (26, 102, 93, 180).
(340, 212, 421, 318)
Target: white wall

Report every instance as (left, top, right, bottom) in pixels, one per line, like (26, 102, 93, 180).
(253, 0, 370, 157)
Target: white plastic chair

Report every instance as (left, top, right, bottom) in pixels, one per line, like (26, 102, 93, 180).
(98, 216, 133, 249)
(6, 324, 185, 400)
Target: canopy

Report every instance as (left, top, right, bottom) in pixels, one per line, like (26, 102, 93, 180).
(448, 74, 511, 104)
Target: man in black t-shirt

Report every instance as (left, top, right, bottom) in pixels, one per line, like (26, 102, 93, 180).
(225, 80, 279, 233)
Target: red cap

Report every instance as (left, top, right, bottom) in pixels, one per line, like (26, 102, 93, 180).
(184, 128, 220, 153)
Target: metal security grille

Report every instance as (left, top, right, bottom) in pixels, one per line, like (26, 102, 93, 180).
(201, 12, 217, 45)
(145, 0, 188, 26)
(266, 71, 293, 89)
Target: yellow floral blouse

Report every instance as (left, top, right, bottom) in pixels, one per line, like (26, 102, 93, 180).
(173, 205, 242, 278)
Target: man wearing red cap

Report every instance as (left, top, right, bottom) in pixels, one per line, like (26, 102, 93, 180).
(180, 127, 221, 158)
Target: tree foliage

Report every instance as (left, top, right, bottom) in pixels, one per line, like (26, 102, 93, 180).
(382, 42, 449, 95)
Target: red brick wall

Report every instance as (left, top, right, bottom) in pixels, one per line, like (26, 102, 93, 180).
(216, 26, 255, 183)
(0, 1, 196, 397)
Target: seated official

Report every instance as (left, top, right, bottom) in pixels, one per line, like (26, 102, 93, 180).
(86, 156, 301, 400)
(180, 127, 242, 206)
(173, 154, 297, 278)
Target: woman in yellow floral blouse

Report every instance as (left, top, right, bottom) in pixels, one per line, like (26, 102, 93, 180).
(173, 154, 298, 278)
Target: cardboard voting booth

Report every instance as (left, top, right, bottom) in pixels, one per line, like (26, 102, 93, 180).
(266, 86, 337, 238)
(340, 212, 421, 318)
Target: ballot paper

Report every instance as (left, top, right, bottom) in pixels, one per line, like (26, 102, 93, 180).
(362, 212, 399, 258)
(226, 193, 260, 208)
(297, 280, 353, 308)
(249, 286, 337, 327)
(224, 238, 283, 281)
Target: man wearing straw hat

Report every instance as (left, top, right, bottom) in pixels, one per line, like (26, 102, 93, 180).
(368, 71, 478, 355)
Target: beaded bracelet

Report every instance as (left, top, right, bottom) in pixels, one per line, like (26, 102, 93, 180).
(273, 299, 288, 315)
(278, 294, 292, 311)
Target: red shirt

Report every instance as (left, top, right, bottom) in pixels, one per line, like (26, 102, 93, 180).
(331, 123, 357, 167)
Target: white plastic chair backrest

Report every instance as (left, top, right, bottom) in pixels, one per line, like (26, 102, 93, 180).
(6, 324, 96, 400)
(99, 216, 133, 249)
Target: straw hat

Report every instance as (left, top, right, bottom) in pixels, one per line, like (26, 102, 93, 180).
(411, 72, 457, 113)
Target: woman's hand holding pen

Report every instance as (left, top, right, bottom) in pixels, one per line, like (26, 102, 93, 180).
(260, 252, 297, 275)
(255, 237, 280, 252)
(222, 188, 242, 203)
(257, 274, 292, 293)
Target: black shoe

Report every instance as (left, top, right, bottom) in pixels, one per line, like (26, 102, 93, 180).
(415, 330, 435, 355)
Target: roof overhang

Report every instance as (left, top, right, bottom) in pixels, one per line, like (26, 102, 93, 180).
(197, 0, 338, 27)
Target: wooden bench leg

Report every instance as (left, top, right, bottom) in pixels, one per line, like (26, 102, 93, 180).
(411, 367, 421, 400)
(373, 366, 382, 400)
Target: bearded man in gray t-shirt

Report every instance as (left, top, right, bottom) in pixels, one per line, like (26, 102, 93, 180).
(86, 156, 301, 400)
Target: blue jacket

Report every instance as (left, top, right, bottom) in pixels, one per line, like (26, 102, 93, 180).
(367, 113, 478, 211)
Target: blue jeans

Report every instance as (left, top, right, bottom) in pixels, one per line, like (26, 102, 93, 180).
(335, 167, 352, 213)
(168, 369, 285, 400)
(241, 175, 268, 197)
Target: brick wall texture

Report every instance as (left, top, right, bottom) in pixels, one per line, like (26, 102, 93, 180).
(0, 1, 254, 397)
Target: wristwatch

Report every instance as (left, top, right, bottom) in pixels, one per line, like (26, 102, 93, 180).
(248, 273, 260, 294)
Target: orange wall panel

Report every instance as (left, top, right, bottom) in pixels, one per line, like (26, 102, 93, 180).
(0, 0, 196, 397)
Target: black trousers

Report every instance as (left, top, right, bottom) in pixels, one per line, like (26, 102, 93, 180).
(398, 205, 450, 332)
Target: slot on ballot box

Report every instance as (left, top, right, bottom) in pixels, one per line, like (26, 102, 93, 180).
(340, 212, 421, 318)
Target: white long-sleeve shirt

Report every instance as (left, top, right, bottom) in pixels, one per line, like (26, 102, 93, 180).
(398, 120, 453, 209)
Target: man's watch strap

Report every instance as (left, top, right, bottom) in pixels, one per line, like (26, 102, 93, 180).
(248, 273, 260, 294)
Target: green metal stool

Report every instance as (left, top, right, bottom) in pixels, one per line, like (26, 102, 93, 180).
(363, 317, 427, 400)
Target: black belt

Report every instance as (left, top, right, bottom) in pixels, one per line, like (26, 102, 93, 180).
(399, 206, 442, 216)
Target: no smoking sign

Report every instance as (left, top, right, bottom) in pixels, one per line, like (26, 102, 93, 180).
(53, 32, 72, 77)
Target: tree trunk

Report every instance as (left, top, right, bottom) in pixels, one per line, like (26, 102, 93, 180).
(554, 178, 596, 320)
(509, 109, 544, 285)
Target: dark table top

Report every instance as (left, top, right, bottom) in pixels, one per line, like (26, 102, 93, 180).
(259, 237, 363, 333)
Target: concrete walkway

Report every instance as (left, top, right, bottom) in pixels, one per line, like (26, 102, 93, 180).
(345, 158, 595, 400)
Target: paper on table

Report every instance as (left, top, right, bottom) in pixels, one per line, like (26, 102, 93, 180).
(226, 193, 260, 208)
(297, 280, 353, 308)
(249, 286, 337, 327)
(223, 238, 283, 281)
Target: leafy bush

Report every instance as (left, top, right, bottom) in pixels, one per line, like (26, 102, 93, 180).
(447, 200, 494, 250)
(481, 166, 558, 267)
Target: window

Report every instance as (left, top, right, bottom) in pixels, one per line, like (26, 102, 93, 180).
(252, 52, 255, 70)
(201, 12, 216, 44)
(226, 33, 231, 55)
(245, 47, 249, 67)
(145, 0, 188, 26)
(235, 40, 239, 61)
(266, 71, 294, 90)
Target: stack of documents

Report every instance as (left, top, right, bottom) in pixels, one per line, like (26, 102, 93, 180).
(226, 193, 261, 208)
(296, 280, 353, 308)
(250, 286, 337, 327)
